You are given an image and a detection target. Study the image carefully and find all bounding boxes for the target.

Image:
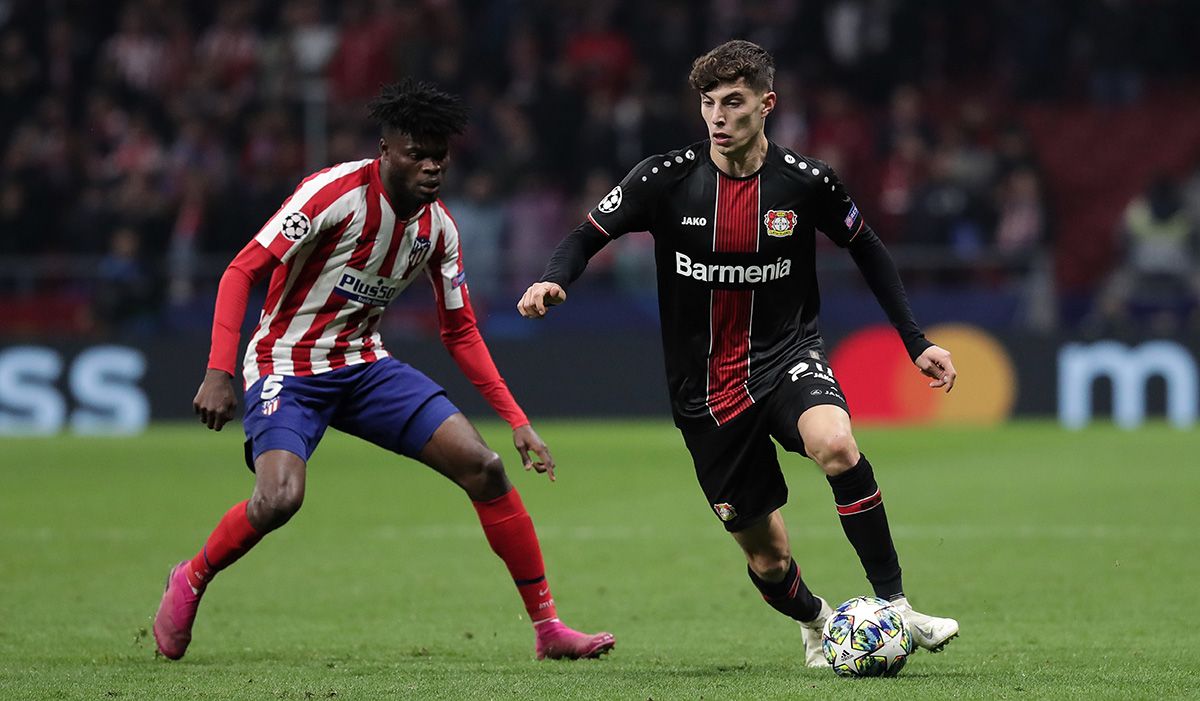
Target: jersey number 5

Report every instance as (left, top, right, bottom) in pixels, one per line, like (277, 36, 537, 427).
(261, 374, 284, 400)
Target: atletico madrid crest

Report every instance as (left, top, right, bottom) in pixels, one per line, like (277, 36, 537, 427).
(764, 209, 797, 238)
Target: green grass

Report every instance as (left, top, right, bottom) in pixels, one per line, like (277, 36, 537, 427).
(1, 421, 1198, 700)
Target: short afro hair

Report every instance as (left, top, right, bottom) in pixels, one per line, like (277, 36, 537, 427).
(688, 40, 775, 94)
(367, 78, 469, 143)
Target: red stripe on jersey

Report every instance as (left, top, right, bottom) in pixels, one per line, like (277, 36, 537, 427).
(708, 290, 755, 422)
(326, 205, 416, 369)
(358, 314, 382, 363)
(300, 168, 369, 220)
(260, 262, 290, 330)
(256, 213, 352, 376)
(706, 174, 760, 425)
(292, 189, 383, 374)
(326, 193, 405, 370)
(836, 489, 883, 516)
(360, 208, 429, 364)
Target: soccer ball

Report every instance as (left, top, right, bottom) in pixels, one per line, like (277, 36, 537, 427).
(822, 596, 914, 677)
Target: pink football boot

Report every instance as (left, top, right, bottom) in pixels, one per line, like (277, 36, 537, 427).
(534, 620, 616, 660)
(153, 561, 205, 659)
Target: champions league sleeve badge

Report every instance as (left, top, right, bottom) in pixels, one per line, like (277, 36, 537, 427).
(280, 212, 311, 241)
(597, 185, 623, 214)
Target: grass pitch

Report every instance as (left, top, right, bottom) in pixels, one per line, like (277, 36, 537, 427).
(1, 420, 1197, 700)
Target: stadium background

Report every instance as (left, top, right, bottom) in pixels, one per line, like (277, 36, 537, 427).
(3, 3, 1200, 700)
(3, 0, 1200, 432)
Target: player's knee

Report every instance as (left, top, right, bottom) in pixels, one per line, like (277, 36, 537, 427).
(459, 450, 509, 501)
(809, 432, 860, 475)
(249, 482, 304, 531)
(746, 551, 792, 582)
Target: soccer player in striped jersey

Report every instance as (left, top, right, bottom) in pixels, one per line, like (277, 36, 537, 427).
(518, 41, 959, 666)
(153, 80, 614, 662)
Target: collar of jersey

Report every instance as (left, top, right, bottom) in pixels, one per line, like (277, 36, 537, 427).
(706, 139, 772, 181)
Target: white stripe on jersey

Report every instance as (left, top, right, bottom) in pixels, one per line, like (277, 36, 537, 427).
(431, 202, 466, 310)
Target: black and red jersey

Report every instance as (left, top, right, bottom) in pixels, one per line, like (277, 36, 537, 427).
(543, 139, 929, 430)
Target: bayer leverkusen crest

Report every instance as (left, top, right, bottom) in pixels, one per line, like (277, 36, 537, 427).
(764, 209, 797, 238)
(713, 503, 737, 522)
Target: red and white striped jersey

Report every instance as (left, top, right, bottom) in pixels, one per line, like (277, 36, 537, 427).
(240, 158, 469, 389)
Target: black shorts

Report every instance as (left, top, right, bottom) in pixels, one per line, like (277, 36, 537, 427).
(680, 356, 850, 532)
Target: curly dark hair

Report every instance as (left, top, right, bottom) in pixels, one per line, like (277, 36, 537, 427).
(688, 40, 775, 94)
(367, 78, 470, 142)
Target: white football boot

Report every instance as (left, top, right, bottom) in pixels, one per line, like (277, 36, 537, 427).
(891, 597, 959, 652)
(798, 596, 833, 668)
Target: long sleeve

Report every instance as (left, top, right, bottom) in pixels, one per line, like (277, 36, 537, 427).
(435, 293, 529, 429)
(846, 226, 931, 361)
(540, 153, 669, 287)
(427, 202, 529, 429)
(811, 159, 932, 362)
(539, 220, 611, 288)
(207, 241, 278, 375)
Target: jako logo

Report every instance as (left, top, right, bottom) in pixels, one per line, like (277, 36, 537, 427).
(674, 252, 791, 284)
(681, 216, 708, 226)
(1058, 340, 1198, 429)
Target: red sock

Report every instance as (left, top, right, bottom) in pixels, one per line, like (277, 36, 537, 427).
(185, 500, 263, 590)
(472, 488, 558, 624)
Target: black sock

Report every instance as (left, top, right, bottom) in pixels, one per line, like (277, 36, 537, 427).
(747, 559, 822, 623)
(827, 454, 904, 599)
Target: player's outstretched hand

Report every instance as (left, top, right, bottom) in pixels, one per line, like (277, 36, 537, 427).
(514, 424, 556, 482)
(915, 345, 957, 393)
(193, 369, 238, 431)
(517, 282, 566, 318)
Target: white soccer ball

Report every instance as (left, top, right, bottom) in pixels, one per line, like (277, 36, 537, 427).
(822, 596, 914, 677)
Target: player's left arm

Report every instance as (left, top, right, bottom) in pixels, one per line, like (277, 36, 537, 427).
(427, 204, 557, 478)
(816, 165, 956, 392)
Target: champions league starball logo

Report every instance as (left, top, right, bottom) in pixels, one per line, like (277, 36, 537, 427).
(597, 186, 623, 214)
(280, 212, 311, 241)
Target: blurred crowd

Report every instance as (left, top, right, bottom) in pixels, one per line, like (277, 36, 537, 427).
(2, 0, 1200, 335)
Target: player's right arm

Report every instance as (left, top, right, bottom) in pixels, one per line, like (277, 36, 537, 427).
(194, 241, 278, 430)
(194, 162, 363, 429)
(517, 156, 661, 318)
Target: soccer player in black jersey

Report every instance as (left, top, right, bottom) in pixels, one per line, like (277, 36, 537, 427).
(518, 40, 959, 666)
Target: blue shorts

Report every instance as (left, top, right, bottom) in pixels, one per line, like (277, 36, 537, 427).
(241, 357, 459, 471)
